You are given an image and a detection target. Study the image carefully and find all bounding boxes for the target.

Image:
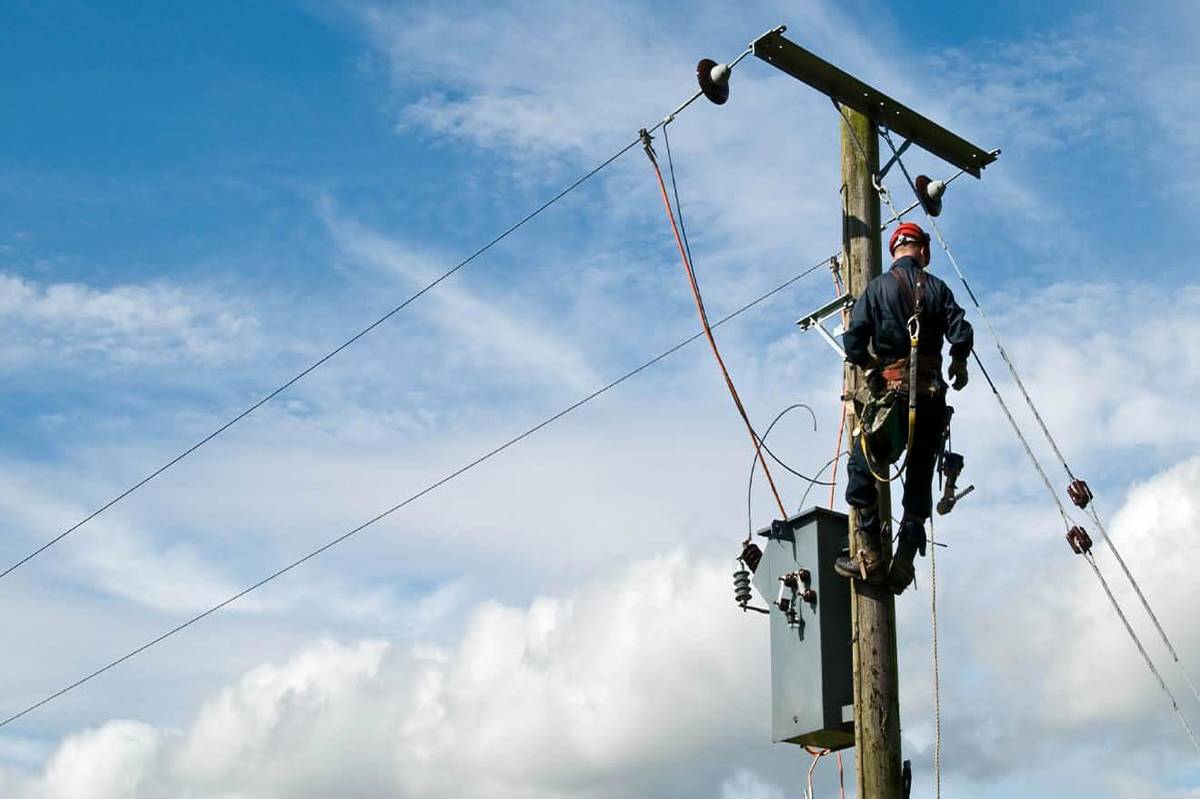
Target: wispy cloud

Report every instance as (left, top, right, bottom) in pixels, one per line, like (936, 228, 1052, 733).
(322, 205, 601, 393)
(0, 274, 258, 369)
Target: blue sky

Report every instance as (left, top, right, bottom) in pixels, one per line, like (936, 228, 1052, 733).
(3, 1, 1200, 797)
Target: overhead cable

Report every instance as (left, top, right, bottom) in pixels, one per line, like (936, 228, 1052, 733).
(745, 403, 826, 539)
(644, 121, 789, 521)
(864, 122, 1200, 751)
(0, 258, 832, 730)
(0, 93, 715, 585)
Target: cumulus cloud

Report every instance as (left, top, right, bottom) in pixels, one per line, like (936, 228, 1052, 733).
(0, 274, 258, 369)
(6, 3, 1200, 798)
(9, 554, 774, 799)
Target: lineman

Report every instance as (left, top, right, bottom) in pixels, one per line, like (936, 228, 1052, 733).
(835, 221, 973, 594)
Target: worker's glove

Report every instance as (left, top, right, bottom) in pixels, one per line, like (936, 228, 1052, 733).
(948, 358, 969, 391)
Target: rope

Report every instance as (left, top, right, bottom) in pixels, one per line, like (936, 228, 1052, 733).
(829, 403, 847, 510)
(645, 123, 788, 521)
(973, 355, 1071, 526)
(1084, 499, 1200, 707)
(835, 100, 1200, 751)
(0, 257, 832, 730)
(1083, 550, 1200, 753)
(929, 515, 942, 799)
(870, 125, 1200, 750)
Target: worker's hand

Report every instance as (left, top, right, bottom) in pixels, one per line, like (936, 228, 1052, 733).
(948, 358, 969, 391)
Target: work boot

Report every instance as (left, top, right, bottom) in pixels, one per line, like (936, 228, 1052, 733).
(834, 511, 887, 584)
(889, 516, 927, 595)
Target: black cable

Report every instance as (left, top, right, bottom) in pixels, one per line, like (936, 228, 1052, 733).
(798, 450, 850, 511)
(0, 137, 642, 584)
(745, 403, 834, 538)
(661, 124, 696, 279)
(0, 258, 832, 730)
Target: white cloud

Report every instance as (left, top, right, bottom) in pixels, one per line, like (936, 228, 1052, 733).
(322, 208, 601, 393)
(36, 721, 163, 799)
(5, 4, 1200, 798)
(0, 273, 258, 369)
(9, 554, 771, 799)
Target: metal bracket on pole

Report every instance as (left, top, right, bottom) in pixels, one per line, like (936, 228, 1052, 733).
(877, 138, 911, 181)
(796, 293, 852, 359)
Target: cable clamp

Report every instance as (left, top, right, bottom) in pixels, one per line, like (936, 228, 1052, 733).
(639, 128, 656, 162)
(1066, 526, 1093, 555)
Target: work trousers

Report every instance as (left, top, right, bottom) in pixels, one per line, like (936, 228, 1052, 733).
(845, 392, 947, 526)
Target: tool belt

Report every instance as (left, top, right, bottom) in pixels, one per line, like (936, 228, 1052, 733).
(881, 355, 944, 396)
(852, 386, 906, 465)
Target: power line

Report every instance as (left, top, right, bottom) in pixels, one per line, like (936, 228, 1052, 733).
(644, 121, 789, 521)
(864, 122, 1200, 752)
(0, 258, 831, 730)
(0, 137, 650, 584)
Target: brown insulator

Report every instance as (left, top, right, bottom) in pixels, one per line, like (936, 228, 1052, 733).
(1066, 526, 1093, 555)
(740, 541, 763, 573)
(1067, 478, 1093, 510)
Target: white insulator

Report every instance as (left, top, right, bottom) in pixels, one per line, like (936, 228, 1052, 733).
(709, 63, 731, 87)
(926, 179, 947, 200)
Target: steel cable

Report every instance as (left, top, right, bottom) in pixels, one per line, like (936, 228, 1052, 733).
(873, 124, 1200, 750)
(0, 138, 644, 583)
(0, 259, 832, 730)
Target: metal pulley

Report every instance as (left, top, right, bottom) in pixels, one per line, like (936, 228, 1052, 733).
(697, 58, 731, 105)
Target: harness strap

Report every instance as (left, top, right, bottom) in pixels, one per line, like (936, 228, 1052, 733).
(860, 266, 926, 483)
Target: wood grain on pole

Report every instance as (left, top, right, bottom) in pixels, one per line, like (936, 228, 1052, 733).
(840, 106, 903, 799)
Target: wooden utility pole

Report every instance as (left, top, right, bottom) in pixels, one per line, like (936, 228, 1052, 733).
(840, 106, 903, 799)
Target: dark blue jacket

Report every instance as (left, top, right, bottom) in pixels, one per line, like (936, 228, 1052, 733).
(842, 256, 973, 368)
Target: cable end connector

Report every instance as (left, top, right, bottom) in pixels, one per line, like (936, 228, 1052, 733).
(639, 128, 656, 162)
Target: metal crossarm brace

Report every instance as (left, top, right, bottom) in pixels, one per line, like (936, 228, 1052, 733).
(877, 138, 911, 181)
(797, 292, 853, 359)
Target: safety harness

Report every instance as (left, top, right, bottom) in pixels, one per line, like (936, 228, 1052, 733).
(855, 264, 931, 482)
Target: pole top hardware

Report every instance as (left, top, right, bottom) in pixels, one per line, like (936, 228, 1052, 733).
(915, 174, 945, 216)
(751, 28, 998, 177)
(796, 292, 852, 360)
(697, 58, 731, 105)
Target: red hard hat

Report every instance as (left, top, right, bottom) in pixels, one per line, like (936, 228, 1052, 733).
(889, 222, 930, 255)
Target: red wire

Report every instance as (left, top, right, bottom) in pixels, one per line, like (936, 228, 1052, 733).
(646, 149, 788, 521)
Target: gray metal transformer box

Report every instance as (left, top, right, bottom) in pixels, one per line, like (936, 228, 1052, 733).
(751, 507, 854, 750)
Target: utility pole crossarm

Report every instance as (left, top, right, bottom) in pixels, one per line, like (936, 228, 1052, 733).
(752, 28, 997, 177)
